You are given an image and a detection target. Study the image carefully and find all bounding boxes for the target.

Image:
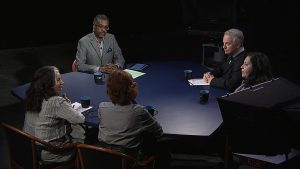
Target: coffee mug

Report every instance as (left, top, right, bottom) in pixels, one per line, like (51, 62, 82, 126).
(145, 105, 158, 116)
(199, 89, 209, 104)
(80, 96, 91, 108)
(94, 72, 104, 84)
(184, 70, 193, 80)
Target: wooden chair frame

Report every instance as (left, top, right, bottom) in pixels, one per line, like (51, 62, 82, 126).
(2, 122, 76, 169)
(77, 143, 155, 169)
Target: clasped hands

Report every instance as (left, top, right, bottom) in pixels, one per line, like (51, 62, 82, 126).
(203, 72, 214, 84)
(99, 63, 119, 74)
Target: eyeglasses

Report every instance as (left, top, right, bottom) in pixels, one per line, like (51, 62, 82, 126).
(94, 24, 109, 31)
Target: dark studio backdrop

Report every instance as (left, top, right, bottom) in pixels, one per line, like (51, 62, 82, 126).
(1, 0, 300, 85)
(1, 2, 300, 169)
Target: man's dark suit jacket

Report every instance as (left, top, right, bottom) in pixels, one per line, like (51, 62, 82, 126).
(210, 51, 247, 93)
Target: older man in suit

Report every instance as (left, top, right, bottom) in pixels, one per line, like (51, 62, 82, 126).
(75, 14, 125, 74)
(203, 28, 246, 92)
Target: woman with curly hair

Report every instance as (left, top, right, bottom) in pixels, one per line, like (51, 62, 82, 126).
(97, 70, 163, 155)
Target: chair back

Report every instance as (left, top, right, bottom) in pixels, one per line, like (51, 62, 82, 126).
(2, 122, 76, 169)
(72, 59, 77, 72)
(77, 144, 133, 169)
(2, 122, 39, 169)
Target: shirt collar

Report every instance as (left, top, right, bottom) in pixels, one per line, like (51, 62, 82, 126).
(93, 33, 105, 43)
(232, 47, 245, 58)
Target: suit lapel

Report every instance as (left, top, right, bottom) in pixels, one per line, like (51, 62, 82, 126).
(222, 51, 246, 73)
(222, 60, 233, 74)
(102, 36, 108, 58)
(88, 34, 102, 59)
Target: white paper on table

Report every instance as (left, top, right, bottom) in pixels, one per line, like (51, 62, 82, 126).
(188, 78, 210, 86)
(71, 102, 92, 113)
(123, 69, 146, 79)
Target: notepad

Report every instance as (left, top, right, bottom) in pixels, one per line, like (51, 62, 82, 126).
(124, 69, 146, 79)
(71, 102, 92, 114)
(128, 63, 148, 71)
(188, 78, 210, 86)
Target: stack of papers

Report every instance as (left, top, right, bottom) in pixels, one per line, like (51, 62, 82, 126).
(124, 69, 146, 79)
(188, 78, 210, 86)
(128, 63, 148, 71)
(71, 102, 92, 113)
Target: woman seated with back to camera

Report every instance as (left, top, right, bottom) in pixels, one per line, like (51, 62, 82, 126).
(97, 70, 163, 158)
(23, 66, 85, 163)
(234, 52, 273, 92)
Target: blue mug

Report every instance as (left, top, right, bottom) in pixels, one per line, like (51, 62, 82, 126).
(199, 89, 209, 104)
(94, 72, 104, 84)
(184, 70, 193, 80)
(145, 105, 158, 116)
(80, 96, 91, 108)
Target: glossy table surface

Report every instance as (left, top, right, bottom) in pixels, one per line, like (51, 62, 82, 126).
(11, 61, 228, 136)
